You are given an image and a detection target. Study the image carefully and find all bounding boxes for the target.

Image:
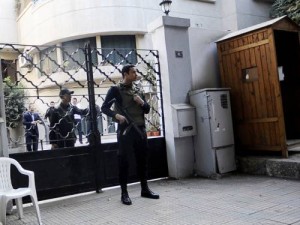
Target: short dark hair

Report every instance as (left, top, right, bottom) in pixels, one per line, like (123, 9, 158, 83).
(121, 64, 135, 78)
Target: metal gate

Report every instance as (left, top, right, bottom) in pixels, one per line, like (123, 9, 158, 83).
(1, 43, 168, 200)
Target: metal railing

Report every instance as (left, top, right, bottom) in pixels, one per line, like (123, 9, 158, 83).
(1, 43, 164, 153)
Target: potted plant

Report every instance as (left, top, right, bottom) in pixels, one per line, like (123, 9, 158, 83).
(146, 129, 153, 137)
(146, 124, 160, 137)
(144, 61, 160, 137)
(151, 128, 160, 137)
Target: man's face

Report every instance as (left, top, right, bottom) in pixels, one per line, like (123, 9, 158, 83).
(62, 94, 72, 104)
(50, 102, 55, 107)
(72, 98, 77, 105)
(125, 67, 137, 82)
(29, 105, 35, 112)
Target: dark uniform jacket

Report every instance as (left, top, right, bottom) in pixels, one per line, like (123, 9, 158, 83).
(44, 106, 55, 122)
(49, 103, 87, 146)
(101, 84, 150, 129)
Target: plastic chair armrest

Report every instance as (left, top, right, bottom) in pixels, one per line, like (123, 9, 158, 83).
(13, 163, 36, 190)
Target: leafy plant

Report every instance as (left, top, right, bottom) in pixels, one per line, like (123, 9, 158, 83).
(144, 61, 157, 92)
(270, 0, 300, 25)
(3, 78, 25, 128)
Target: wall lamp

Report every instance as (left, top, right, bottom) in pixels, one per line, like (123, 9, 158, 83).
(159, 0, 172, 16)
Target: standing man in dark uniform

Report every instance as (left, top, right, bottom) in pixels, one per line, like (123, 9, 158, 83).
(101, 64, 159, 205)
(44, 101, 55, 123)
(49, 88, 87, 149)
(23, 104, 43, 151)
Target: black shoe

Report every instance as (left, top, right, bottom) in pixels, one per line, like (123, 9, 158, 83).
(121, 193, 132, 205)
(141, 188, 160, 199)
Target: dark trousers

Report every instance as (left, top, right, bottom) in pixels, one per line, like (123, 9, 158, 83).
(50, 129, 76, 149)
(56, 139, 76, 148)
(26, 134, 39, 151)
(75, 119, 83, 143)
(117, 126, 148, 192)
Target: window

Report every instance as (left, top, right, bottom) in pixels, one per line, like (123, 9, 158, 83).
(101, 35, 137, 65)
(1, 60, 16, 82)
(62, 37, 97, 71)
(40, 46, 58, 75)
(242, 67, 258, 83)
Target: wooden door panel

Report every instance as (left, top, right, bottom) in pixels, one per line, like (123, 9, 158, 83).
(217, 29, 287, 156)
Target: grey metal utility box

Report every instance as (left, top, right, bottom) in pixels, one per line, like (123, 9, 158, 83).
(171, 103, 197, 138)
(189, 88, 236, 177)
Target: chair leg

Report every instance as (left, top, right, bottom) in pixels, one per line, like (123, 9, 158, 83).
(6, 200, 13, 215)
(0, 195, 7, 225)
(15, 198, 24, 219)
(30, 195, 42, 225)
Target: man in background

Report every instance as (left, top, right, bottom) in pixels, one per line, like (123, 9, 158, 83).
(44, 101, 55, 123)
(72, 97, 83, 144)
(23, 104, 43, 151)
(50, 88, 87, 149)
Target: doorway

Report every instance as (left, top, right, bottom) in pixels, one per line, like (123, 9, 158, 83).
(275, 30, 300, 149)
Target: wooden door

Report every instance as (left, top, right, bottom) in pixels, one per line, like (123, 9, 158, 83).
(217, 28, 287, 157)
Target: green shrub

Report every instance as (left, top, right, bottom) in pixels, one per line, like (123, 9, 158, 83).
(270, 0, 300, 25)
(3, 78, 25, 128)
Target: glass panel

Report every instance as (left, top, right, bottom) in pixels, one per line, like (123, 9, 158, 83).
(62, 38, 97, 70)
(40, 46, 58, 76)
(101, 35, 137, 65)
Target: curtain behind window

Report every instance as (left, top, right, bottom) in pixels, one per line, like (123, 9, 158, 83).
(40, 46, 58, 75)
(62, 38, 97, 71)
(101, 35, 137, 65)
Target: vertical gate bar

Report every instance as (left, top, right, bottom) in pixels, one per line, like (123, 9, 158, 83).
(156, 51, 166, 137)
(85, 42, 102, 193)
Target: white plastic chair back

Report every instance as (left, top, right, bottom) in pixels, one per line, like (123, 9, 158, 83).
(0, 157, 42, 225)
(0, 159, 13, 191)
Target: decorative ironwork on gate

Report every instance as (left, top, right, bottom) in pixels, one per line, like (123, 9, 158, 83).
(1, 43, 164, 153)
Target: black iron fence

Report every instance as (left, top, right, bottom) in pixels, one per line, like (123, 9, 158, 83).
(1, 43, 164, 153)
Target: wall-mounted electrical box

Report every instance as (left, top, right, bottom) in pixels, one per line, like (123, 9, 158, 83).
(171, 103, 197, 138)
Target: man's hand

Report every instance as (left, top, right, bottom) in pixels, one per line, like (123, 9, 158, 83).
(133, 95, 144, 106)
(115, 114, 128, 124)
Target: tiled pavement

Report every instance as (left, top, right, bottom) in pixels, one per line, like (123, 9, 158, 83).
(6, 174, 300, 225)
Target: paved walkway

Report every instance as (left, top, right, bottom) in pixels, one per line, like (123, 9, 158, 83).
(6, 174, 300, 225)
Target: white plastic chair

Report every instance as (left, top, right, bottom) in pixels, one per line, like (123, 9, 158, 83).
(0, 157, 42, 225)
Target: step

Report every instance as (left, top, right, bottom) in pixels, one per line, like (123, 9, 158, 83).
(237, 153, 300, 180)
(287, 139, 300, 151)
